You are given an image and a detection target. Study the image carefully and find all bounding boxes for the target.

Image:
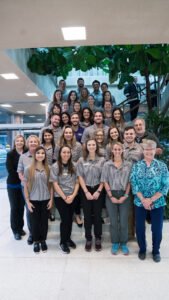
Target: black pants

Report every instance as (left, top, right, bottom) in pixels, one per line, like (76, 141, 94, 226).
(74, 194, 81, 215)
(54, 197, 75, 245)
(82, 185, 103, 241)
(7, 188, 25, 234)
(30, 200, 49, 242)
(129, 100, 140, 120)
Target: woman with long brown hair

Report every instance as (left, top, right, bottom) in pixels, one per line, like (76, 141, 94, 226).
(50, 145, 79, 254)
(24, 146, 53, 253)
(54, 125, 83, 226)
(77, 138, 105, 252)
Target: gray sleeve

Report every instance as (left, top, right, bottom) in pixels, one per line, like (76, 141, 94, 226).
(81, 128, 89, 144)
(53, 145, 60, 161)
(76, 159, 84, 177)
(76, 143, 82, 160)
(24, 167, 29, 182)
(49, 164, 59, 182)
(101, 164, 108, 183)
(17, 155, 24, 173)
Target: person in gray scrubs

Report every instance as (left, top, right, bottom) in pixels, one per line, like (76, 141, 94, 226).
(77, 138, 105, 252)
(24, 146, 53, 253)
(50, 145, 79, 254)
(101, 142, 132, 255)
(17, 135, 40, 245)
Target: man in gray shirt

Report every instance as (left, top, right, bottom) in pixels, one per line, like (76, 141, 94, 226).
(123, 125, 143, 240)
(40, 113, 62, 144)
(123, 126, 143, 164)
(81, 111, 109, 144)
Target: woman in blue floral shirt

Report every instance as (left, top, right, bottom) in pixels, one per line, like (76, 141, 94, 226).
(130, 140, 169, 263)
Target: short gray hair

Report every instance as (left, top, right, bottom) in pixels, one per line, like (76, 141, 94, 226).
(142, 139, 157, 149)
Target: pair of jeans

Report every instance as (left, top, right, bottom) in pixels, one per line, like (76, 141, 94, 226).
(135, 205, 164, 255)
(81, 185, 103, 241)
(54, 197, 75, 245)
(30, 200, 49, 242)
(106, 190, 130, 243)
(7, 187, 24, 234)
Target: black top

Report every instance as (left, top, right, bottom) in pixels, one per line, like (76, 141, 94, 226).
(135, 130, 162, 149)
(6, 149, 23, 184)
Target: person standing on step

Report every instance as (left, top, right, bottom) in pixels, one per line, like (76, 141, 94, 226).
(17, 135, 40, 245)
(24, 146, 53, 254)
(101, 142, 132, 255)
(50, 145, 79, 254)
(6, 134, 27, 241)
(77, 138, 105, 252)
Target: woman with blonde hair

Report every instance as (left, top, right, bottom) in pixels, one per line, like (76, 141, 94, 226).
(24, 146, 53, 253)
(6, 134, 27, 240)
(95, 129, 106, 158)
(101, 142, 132, 255)
(17, 135, 40, 245)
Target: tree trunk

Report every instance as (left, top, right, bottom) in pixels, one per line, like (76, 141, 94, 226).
(144, 70, 152, 112)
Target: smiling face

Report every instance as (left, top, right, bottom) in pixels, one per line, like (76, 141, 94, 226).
(110, 127, 119, 141)
(134, 119, 145, 136)
(27, 137, 39, 152)
(51, 115, 60, 128)
(83, 109, 90, 120)
(94, 112, 103, 125)
(71, 114, 79, 126)
(54, 90, 62, 102)
(88, 95, 95, 106)
(64, 127, 73, 141)
(124, 128, 136, 144)
(95, 131, 104, 144)
(113, 109, 121, 121)
(60, 146, 71, 163)
(74, 102, 81, 112)
(87, 139, 97, 154)
(104, 91, 111, 101)
(62, 113, 69, 125)
(43, 132, 53, 144)
(70, 92, 77, 102)
(35, 148, 46, 162)
(112, 143, 123, 159)
(15, 136, 25, 151)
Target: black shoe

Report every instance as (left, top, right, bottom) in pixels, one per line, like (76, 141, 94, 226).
(138, 252, 146, 260)
(19, 230, 26, 236)
(75, 215, 83, 228)
(60, 243, 70, 254)
(41, 241, 48, 252)
(27, 235, 33, 245)
(95, 239, 102, 251)
(67, 239, 76, 249)
(49, 213, 55, 222)
(14, 233, 21, 240)
(85, 240, 92, 252)
(153, 254, 161, 263)
(34, 242, 40, 254)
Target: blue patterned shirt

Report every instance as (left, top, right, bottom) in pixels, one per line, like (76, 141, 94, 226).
(130, 159, 169, 209)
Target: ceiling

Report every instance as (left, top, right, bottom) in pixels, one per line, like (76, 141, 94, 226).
(0, 0, 169, 116)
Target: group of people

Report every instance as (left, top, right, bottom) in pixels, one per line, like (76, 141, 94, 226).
(6, 78, 169, 263)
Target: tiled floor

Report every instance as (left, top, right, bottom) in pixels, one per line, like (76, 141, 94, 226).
(0, 181, 169, 300)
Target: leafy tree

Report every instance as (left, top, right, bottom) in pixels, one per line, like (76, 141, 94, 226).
(27, 44, 169, 112)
